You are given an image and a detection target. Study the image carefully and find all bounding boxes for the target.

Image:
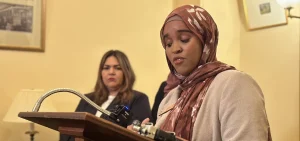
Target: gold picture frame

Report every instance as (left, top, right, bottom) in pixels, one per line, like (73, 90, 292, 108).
(242, 0, 287, 31)
(0, 0, 46, 52)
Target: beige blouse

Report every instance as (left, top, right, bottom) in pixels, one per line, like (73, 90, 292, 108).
(155, 70, 271, 141)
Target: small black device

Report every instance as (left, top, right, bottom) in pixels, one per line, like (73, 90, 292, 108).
(108, 105, 132, 127)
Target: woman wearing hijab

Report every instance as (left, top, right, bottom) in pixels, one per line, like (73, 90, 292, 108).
(132, 5, 271, 141)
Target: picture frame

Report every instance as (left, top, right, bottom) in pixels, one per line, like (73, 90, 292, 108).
(242, 0, 287, 31)
(0, 0, 46, 52)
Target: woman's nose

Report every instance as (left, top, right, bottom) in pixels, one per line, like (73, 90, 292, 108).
(108, 68, 116, 74)
(171, 42, 183, 54)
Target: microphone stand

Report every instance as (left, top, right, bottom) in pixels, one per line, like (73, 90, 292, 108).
(32, 88, 183, 141)
(32, 88, 131, 127)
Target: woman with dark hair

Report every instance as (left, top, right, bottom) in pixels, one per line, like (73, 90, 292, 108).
(60, 50, 152, 141)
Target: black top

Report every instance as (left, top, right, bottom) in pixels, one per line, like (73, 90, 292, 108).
(151, 81, 167, 124)
(60, 90, 152, 141)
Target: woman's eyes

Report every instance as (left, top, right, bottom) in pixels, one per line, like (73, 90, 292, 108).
(166, 43, 172, 47)
(103, 66, 122, 70)
(181, 38, 190, 43)
(165, 38, 190, 47)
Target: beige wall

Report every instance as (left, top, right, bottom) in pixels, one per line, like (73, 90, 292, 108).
(239, 3, 300, 141)
(0, 0, 298, 141)
(173, 0, 201, 8)
(202, 0, 241, 68)
(0, 1, 173, 141)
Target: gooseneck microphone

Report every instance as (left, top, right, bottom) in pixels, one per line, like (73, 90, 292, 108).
(33, 88, 184, 141)
(32, 88, 131, 127)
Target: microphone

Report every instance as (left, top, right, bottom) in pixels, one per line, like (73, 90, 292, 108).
(32, 88, 131, 127)
(33, 88, 184, 141)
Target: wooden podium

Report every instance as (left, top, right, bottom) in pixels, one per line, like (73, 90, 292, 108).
(19, 112, 153, 141)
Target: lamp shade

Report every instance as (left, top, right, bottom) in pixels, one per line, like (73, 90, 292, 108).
(3, 89, 57, 123)
(276, 0, 300, 8)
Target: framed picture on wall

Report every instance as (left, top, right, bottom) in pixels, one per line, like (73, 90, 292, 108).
(242, 0, 287, 31)
(0, 0, 46, 52)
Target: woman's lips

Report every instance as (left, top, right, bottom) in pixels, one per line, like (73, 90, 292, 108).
(108, 78, 116, 81)
(173, 57, 184, 65)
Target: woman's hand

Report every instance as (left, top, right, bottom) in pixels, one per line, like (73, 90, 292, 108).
(127, 119, 187, 141)
(127, 118, 150, 132)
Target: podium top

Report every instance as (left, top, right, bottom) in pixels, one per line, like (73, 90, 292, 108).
(19, 112, 153, 141)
